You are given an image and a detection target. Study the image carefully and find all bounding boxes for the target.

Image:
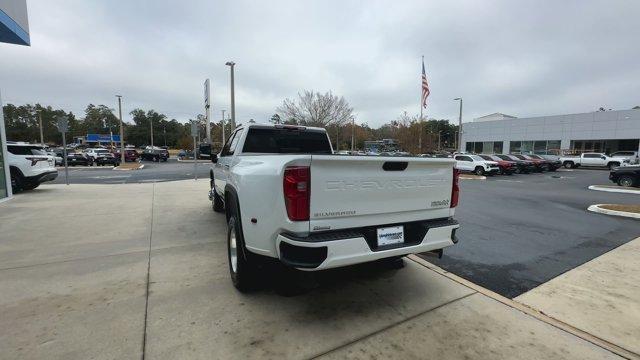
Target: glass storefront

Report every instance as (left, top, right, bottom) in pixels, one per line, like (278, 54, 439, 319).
(466, 141, 503, 154)
(509, 140, 561, 154)
(570, 139, 639, 154)
(0, 124, 7, 200)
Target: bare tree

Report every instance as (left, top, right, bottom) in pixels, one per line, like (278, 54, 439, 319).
(277, 90, 353, 127)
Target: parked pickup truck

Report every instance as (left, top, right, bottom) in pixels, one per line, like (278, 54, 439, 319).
(209, 124, 460, 291)
(560, 153, 629, 169)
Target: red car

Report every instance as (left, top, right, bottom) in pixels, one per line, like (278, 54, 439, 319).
(478, 154, 516, 175)
(512, 154, 550, 172)
(113, 149, 139, 162)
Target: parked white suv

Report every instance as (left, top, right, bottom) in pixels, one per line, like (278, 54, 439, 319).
(454, 154, 500, 176)
(7, 142, 58, 192)
(84, 148, 111, 163)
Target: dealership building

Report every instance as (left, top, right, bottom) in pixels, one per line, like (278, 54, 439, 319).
(460, 109, 640, 155)
(1, 0, 30, 202)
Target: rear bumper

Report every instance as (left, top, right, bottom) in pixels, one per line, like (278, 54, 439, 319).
(26, 170, 58, 184)
(276, 218, 459, 270)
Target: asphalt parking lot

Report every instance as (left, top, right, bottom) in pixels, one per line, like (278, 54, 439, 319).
(49, 159, 211, 184)
(426, 168, 640, 298)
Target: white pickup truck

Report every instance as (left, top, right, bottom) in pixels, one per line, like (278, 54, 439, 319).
(560, 152, 629, 169)
(209, 124, 460, 291)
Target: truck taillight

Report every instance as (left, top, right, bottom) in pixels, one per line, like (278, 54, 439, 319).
(283, 166, 310, 221)
(451, 168, 460, 208)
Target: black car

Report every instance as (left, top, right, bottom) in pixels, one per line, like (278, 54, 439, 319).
(140, 148, 169, 162)
(493, 154, 535, 174)
(522, 154, 561, 171)
(67, 153, 92, 166)
(609, 165, 640, 187)
(511, 154, 548, 172)
(95, 153, 120, 166)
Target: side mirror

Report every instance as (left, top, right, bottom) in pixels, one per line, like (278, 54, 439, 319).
(211, 153, 218, 163)
(601, 156, 606, 160)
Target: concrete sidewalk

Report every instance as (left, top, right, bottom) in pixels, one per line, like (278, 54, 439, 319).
(517, 237, 640, 356)
(0, 181, 629, 359)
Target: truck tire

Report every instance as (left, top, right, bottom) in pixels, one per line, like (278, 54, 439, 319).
(618, 175, 636, 188)
(227, 215, 256, 292)
(474, 167, 484, 176)
(608, 162, 620, 170)
(563, 161, 574, 169)
(212, 186, 224, 213)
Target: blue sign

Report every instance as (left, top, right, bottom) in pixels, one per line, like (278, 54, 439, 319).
(86, 134, 121, 142)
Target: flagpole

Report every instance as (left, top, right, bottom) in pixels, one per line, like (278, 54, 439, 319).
(419, 55, 424, 154)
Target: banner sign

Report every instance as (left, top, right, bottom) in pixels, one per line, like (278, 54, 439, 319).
(86, 134, 121, 142)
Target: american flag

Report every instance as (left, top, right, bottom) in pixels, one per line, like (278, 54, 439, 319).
(421, 59, 430, 108)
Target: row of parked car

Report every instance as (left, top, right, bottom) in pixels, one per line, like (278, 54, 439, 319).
(453, 153, 561, 176)
(48, 146, 170, 166)
(6, 142, 175, 193)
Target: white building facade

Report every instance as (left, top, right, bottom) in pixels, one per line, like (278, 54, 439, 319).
(461, 109, 640, 155)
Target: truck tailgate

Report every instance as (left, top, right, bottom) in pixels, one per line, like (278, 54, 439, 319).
(309, 156, 455, 232)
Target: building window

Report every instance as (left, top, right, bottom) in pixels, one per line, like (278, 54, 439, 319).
(466, 141, 504, 154)
(510, 141, 521, 153)
(466, 142, 474, 152)
(547, 140, 561, 153)
(570, 139, 639, 154)
(493, 142, 504, 154)
(510, 140, 561, 154)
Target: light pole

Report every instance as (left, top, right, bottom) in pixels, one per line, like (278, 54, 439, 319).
(225, 61, 236, 129)
(221, 109, 226, 145)
(351, 116, 355, 152)
(150, 116, 154, 148)
(37, 109, 44, 146)
(454, 98, 463, 153)
(163, 126, 166, 147)
(116, 95, 125, 164)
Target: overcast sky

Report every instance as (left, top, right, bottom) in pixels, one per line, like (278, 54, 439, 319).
(1, 0, 639, 127)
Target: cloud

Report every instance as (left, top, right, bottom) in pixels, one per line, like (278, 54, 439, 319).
(1, 0, 638, 126)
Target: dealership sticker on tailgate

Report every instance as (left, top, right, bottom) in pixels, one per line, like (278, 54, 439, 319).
(377, 225, 404, 246)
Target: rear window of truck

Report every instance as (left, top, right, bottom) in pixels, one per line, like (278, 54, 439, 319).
(242, 128, 332, 154)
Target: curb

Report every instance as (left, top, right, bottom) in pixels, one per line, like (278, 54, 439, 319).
(177, 159, 210, 163)
(113, 164, 145, 171)
(587, 204, 640, 219)
(459, 175, 486, 180)
(588, 185, 640, 195)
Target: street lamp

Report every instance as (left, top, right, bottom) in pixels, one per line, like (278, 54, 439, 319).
(116, 95, 125, 164)
(351, 116, 355, 152)
(454, 98, 463, 153)
(220, 109, 226, 145)
(225, 61, 236, 129)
